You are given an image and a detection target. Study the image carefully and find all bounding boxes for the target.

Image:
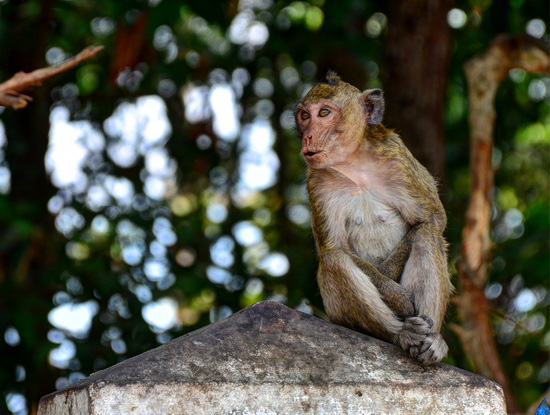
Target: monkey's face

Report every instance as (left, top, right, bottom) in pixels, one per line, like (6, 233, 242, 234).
(295, 72, 384, 169)
(295, 100, 362, 170)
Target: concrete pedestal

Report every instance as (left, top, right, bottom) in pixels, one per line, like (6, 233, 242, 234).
(38, 301, 506, 414)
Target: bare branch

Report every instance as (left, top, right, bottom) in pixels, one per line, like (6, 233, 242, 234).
(0, 45, 104, 110)
(0, 93, 32, 109)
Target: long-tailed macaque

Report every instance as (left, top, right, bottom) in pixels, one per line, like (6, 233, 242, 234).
(296, 71, 453, 365)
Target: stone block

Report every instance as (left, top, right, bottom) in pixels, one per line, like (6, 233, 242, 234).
(38, 301, 506, 415)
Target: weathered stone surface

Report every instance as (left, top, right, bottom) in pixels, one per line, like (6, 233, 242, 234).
(38, 301, 506, 415)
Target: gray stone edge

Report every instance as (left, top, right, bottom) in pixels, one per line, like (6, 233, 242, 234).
(38, 380, 506, 415)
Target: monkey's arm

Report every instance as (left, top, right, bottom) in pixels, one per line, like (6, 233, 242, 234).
(348, 252, 414, 319)
(386, 155, 451, 364)
(317, 248, 406, 344)
(374, 145, 452, 364)
(347, 225, 418, 317)
(398, 221, 451, 330)
(395, 222, 451, 365)
(387, 141, 451, 330)
(376, 225, 418, 281)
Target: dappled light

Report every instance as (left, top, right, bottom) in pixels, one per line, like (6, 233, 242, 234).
(4, 327, 20, 347)
(142, 297, 180, 332)
(526, 18, 546, 38)
(447, 8, 468, 29)
(48, 301, 99, 339)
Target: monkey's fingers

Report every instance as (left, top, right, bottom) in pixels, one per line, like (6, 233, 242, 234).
(404, 316, 432, 331)
(415, 333, 448, 365)
(398, 316, 432, 351)
(409, 346, 422, 359)
(410, 335, 434, 358)
(418, 315, 434, 329)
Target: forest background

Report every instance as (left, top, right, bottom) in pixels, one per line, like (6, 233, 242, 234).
(0, 0, 548, 414)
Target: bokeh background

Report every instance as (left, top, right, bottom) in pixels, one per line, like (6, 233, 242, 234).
(0, 0, 548, 414)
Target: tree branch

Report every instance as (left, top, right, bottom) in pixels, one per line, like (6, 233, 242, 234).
(455, 34, 549, 415)
(0, 45, 104, 109)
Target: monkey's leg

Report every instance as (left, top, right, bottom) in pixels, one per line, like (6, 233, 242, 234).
(377, 225, 418, 281)
(349, 252, 414, 319)
(398, 223, 452, 365)
(318, 248, 404, 344)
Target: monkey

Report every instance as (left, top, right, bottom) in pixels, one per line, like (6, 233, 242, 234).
(352, 225, 418, 319)
(295, 71, 453, 365)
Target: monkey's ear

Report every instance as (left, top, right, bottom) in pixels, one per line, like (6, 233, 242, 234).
(361, 89, 385, 125)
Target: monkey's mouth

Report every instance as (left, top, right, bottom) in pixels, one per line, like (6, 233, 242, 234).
(303, 150, 323, 159)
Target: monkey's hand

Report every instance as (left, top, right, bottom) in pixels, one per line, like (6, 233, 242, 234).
(398, 315, 448, 365)
(410, 333, 449, 365)
(398, 315, 432, 351)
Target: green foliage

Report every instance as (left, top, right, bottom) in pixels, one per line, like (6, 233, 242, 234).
(445, 2, 549, 407)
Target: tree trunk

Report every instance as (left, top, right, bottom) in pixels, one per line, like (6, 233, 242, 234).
(456, 34, 549, 415)
(382, 0, 454, 180)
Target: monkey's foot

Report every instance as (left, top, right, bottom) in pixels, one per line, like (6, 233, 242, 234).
(398, 315, 433, 352)
(410, 333, 448, 365)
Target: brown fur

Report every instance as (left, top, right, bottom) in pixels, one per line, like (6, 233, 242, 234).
(296, 72, 453, 365)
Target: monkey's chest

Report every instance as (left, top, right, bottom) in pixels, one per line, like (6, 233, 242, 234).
(324, 190, 408, 265)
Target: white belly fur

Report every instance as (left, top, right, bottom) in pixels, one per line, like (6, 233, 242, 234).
(319, 186, 408, 266)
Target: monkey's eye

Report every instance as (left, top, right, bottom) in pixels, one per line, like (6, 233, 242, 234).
(319, 108, 330, 117)
(300, 111, 310, 121)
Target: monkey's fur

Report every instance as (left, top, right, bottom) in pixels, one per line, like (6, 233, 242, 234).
(295, 71, 453, 365)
